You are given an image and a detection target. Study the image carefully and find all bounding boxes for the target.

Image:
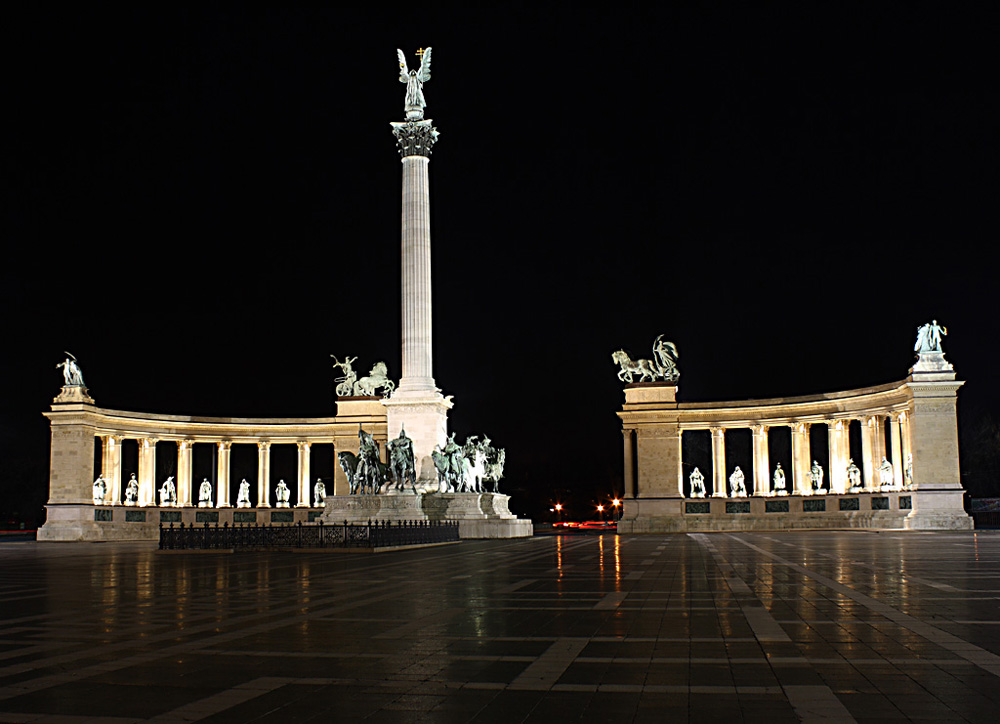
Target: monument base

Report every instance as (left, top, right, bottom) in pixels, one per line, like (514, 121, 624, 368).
(320, 493, 533, 539)
(382, 389, 453, 491)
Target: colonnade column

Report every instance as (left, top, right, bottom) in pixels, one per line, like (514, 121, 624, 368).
(622, 429, 635, 498)
(791, 423, 810, 495)
(889, 414, 904, 488)
(138, 438, 157, 506)
(296, 442, 311, 507)
(217, 442, 232, 507)
(257, 441, 271, 507)
(861, 416, 877, 490)
(899, 411, 912, 484)
(110, 435, 122, 503)
(752, 425, 770, 495)
(711, 428, 727, 497)
(177, 441, 193, 506)
(676, 429, 684, 497)
(873, 414, 886, 465)
(827, 420, 847, 494)
(99, 435, 112, 497)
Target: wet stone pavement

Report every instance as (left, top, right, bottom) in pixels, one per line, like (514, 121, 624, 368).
(1, 531, 1000, 723)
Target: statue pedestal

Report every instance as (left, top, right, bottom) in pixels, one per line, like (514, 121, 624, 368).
(320, 493, 532, 539)
(381, 390, 452, 491)
(53, 386, 94, 405)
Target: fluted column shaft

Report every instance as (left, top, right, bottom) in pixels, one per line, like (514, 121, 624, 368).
(889, 415, 904, 488)
(752, 426, 770, 495)
(257, 441, 271, 508)
(217, 442, 232, 507)
(138, 438, 157, 506)
(296, 442, 311, 507)
(711, 428, 727, 497)
(399, 155, 435, 391)
(791, 424, 810, 494)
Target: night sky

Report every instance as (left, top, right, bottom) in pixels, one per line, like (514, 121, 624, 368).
(4, 5, 999, 524)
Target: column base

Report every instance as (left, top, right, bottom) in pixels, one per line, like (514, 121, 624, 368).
(382, 389, 453, 491)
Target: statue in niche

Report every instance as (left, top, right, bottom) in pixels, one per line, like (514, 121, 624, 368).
(772, 464, 787, 495)
(846, 459, 863, 492)
(613, 335, 680, 384)
(124, 474, 139, 505)
(729, 466, 747, 497)
(330, 355, 358, 397)
(878, 457, 898, 490)
(159, 477, 177, 507)
(92, 476, 107, 505)
(313, 479, 326, 507)
(397, 47, 432, 120)
(237, 479, 252, 508)
(198, 479, 213, 507)
(810, 461, 825, 493)
(905, 454, 913, 486)
(56, 352, 86, 387)
(689, 467, 706, 498)
(388, 428, 417, 493)
(354, 361, 395, 398)
(914, 320, 947, 354)
(275, 480, 291, 507)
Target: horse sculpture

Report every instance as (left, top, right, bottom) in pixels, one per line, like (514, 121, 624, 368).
(612, 335, 681, 384)
(612, 350, 661, 383)
(354, 361, 396, 398)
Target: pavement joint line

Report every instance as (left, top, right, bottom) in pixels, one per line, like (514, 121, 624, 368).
(374, 607, 464, 640)
(593, 592, 629, 610)
(507, 637, 589, 691)
(782, 684, 858, 723)
(725, 533, 1000, 679)
(495, 579, 536, 593)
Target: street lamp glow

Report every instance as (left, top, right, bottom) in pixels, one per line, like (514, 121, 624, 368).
(612, 498, 620, 507)
(554, 503, 563, 511)
(597, 504, 604, 512)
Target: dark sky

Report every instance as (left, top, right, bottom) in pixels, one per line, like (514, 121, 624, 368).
(4, 5, 999, 521)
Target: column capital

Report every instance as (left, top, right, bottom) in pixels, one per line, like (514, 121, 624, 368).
(257, 440, 271, 451)
(711, 427, 725, 438)
(297, 441, 311, 451)
(177, 439, 191, 450)
(141, 437, 158, 448)
(218, 440, 232, 451)
(391, 119, 439, 158)
(751, 424, 768, 435)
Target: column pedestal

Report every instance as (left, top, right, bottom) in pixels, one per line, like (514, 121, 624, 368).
(382, 391, 452, 491)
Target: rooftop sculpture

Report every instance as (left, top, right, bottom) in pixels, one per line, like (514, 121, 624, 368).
(613, 334, 680, 383)
(397, 47, 432, 120)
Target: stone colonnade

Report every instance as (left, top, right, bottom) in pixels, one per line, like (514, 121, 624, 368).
(675, 411, 910, 497)
(617, 360, 969, 531)
(39, 397, 388, 541)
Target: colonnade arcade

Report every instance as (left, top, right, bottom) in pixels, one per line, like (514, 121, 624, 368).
(622, 409, 912, 498)
(93, 435, 344, 508)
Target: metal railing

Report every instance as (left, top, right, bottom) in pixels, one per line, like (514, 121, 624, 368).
(159, 519, 460, 550)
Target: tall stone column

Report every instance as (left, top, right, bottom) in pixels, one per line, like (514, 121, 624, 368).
(217, 442, 232, 507)
(889, 414, 904, 489)
(382, 118, 453, 489)
(752, 425, 770, 496)
(138, 438, 157, 506)
(827, 420, 848, 494)
(622, 429, 636, 498)
(872, 415, 886, 464)
(711, 428, 727, 497)
(296, 442, 311, 507)
(108, 435, 122, 504)
(791, 423, 810, 495)
(861, 416, 877, 490)
(177, 441, 193, 506)
(900, 411, 912, 485)
(257, 441, 271, 508)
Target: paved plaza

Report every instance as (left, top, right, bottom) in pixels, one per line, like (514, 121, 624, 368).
(2, 532, 1000, 723)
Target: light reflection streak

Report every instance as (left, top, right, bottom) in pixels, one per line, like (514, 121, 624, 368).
(614, 535, 621, 587)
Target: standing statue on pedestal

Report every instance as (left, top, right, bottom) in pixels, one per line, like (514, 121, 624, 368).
(879, 457, 898, 490)
(313, 479, 326, 507)
(275, 480, 291, 507)
(397, 47, 432, 120)
(198, 479, 213, 507)
(57, 352, 86, 387)
(905, 454, 913, 487)
(92, 476, 107, 505)
(846, 459, 863, 492)
(330, 355, 358, 397)
(124, 474, 138, 505)
(159, 477, 177, 507)
(729, 466, 747, 497)
(388, 428, 417, 493)
(773, 464, 787, 495)
(613, 335, 680, 383)
(810, 461, 826, 493)
(915, 320, 947, 354)
(689, 467, 706, 498)
(237, 479, 252, 508)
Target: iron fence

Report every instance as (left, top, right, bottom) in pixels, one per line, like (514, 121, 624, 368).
(159, 519, 460, 550)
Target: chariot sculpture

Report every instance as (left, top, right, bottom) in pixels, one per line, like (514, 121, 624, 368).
(331, 355, 396, 398)
(613, 334, 680, 383)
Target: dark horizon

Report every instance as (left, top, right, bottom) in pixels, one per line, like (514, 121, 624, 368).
(4, 6, 999, 524)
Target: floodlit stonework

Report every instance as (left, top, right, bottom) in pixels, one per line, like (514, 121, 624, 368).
(617, 340, 971, 532)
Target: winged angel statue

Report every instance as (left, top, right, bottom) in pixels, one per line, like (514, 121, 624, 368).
(398, 47, 432, 120)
